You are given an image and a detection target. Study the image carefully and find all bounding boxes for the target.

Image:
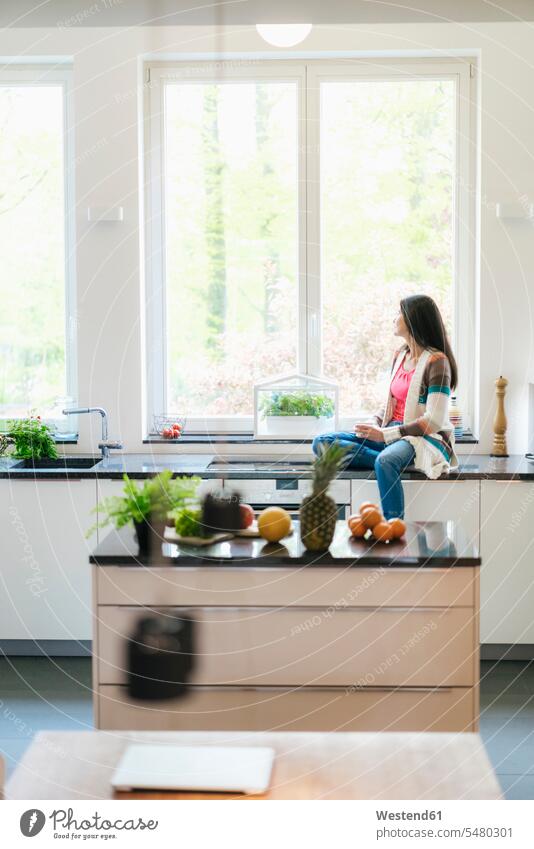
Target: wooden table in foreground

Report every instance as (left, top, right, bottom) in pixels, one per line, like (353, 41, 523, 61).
(6, 730, 501, 800)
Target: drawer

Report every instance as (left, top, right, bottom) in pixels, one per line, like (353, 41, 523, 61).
(96, 605, 476, 687)
(97, 684, 475, 732)
(227, 478, 350, 505)
(95, 565, 477, 608)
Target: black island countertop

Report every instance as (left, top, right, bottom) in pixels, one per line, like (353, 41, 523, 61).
(90, 520, 479, 569)
(1, 451, 534, 481)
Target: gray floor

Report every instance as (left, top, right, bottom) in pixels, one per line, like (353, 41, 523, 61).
(1, 657, 534, 798)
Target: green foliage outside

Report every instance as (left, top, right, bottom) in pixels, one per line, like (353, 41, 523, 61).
(164, 77, 455, 419)
(0, 86, 66, 417)
(1, 77, 456, 424)
(260, 392, 335, 419)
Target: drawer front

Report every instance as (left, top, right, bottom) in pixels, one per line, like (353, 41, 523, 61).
(227, 478, 350, 505)
(96, 605, 475, 687)
(95, 565, 476, 609)
(97, 684, 475, 733)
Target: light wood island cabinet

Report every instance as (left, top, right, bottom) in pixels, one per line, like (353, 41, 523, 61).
(91, 520, 480, 733)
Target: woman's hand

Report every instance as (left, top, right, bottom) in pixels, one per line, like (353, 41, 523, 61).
(354, 423, 385, 443)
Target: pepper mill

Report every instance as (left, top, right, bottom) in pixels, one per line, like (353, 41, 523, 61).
(490, 376, 509, 457)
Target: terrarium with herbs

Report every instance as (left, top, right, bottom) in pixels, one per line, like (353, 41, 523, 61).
(254, 373, 338, 439)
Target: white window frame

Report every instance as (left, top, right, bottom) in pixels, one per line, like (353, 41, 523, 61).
(0, 65, 77, 421)
(144, 58, 476, 436)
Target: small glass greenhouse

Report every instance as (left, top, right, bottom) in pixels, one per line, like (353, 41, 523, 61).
(254, 373, 338, 440)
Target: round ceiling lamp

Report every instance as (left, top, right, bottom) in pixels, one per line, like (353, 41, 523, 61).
(255, 24, 313, 48)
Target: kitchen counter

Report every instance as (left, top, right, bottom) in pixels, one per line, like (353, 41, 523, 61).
(90, 519, 481, 734)
(1, 451, 534, 480)
(90, 519, 479, 568)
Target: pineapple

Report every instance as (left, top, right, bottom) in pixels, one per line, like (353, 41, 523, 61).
(300, 441, 349, 551)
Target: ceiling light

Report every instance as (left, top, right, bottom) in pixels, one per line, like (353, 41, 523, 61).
(255, 24, 312, 48)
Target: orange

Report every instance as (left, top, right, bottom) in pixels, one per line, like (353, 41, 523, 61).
(361, 506, 383, 529)
(257, 506, 292, 542)
(348, 514, 367, 538)
(389, 518, 406, 539)
(372, 520, 394, 542)
(359, 501, 378, 513)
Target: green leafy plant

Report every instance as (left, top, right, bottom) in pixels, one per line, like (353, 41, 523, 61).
(89, 470, 200, 536)
(260, 392, 335, 419)
(173, 506, 204, 538)
(7, 417, 58, 460)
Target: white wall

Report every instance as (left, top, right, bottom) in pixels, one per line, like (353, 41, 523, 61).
(2, 21, 534, 455)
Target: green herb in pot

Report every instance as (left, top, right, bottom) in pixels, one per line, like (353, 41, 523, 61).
(8, 417, 58, 460)
(88, 470, 200, 536)
(260, 392, 334, 419)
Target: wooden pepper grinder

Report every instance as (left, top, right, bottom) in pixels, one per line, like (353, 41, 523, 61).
(491, 376, 509, 457)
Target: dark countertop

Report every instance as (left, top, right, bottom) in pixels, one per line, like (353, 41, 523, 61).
(1, 451, 534, 481)
(90, 520, 479, 568)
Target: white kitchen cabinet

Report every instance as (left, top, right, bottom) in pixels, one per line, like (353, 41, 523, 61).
(351, 478, 479, 544)
(480, 480, 534, 644)
(0, 479, 97, 640)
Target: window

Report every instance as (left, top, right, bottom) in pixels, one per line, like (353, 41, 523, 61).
(145, 60, 475, 433)
(0, 67, 75, 421)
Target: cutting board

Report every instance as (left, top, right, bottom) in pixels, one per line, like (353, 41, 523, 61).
(164, 527, 234, 546)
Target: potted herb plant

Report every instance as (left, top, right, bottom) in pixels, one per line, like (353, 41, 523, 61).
(7, 416, 58, 462)
(259, 391, 335, 437)
(90, 470, 200, 556)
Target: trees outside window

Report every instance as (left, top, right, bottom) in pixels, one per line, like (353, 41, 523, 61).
(145, 60, 475, 432)
(0, 70, 75, 420)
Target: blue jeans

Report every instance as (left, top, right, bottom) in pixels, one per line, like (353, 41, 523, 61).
(312, 425, 415, 520)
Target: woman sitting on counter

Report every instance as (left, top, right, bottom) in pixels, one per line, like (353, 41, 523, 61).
(313, 294, 458, 520)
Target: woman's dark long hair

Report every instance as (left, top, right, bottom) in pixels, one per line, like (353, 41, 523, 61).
(400, 294, 458, 390)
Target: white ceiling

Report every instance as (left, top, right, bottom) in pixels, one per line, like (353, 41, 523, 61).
(2, 0, 534, 27)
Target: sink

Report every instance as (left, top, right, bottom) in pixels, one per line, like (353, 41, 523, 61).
(13, 456, 101, 469)
(208, 460, 313, 472)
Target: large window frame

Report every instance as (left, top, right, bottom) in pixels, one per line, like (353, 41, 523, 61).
(0, 65, 77, 422)
(144, 58, 476, 435)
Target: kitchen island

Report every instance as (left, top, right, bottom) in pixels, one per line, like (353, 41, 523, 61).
(90, 520, 480, 733)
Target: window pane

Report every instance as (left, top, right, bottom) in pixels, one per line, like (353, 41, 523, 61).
(0, 85, 67, 417)
(320, 78, 455, 417)
(164, 81, 298, 417)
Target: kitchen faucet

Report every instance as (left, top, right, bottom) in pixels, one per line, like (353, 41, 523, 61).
(62, 407, 123, 459)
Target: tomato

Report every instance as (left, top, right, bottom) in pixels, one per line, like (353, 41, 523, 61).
(239, 503, 255, 529)
(172, 422, 182, 432)
(162, 427, 173, 438)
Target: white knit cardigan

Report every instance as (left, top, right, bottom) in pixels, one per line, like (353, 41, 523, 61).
(377, 348, 458, 480)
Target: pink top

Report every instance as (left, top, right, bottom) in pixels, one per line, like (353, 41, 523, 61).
(390, 356, 415, 422)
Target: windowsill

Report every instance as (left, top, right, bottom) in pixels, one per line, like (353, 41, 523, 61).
(144, 432, 479, 446)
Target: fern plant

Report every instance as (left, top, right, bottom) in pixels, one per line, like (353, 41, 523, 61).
(89, 471, 200, 536)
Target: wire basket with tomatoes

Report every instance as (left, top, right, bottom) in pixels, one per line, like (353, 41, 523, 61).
(153, 415, 186, 439)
